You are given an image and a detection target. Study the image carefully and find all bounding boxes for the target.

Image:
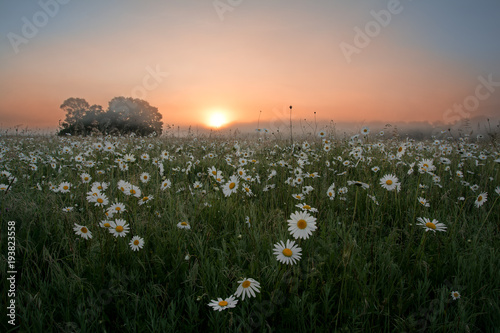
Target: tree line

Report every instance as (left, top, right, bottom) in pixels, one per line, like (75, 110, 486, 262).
(58, 97, 163, 136)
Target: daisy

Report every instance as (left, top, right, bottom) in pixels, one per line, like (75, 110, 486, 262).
(273, 240, 302, 265)
(222, 175, 239, 197)
(129, 236, 145, 251)
(295, 203, 318, 213)
(207, 295, 238, 312)
(161, 179, 172, 190)
(138, 195, 153, 206)
(416, 217, 447, 232)
(99, 220, 112, 228)
(245, 216, 251, 228)
(380, 174, 400, 191)
(108, 202, 126, 214)
(361, 127, 370, 135)
(81, 173, 91, 183)
(450, 291, 461, 300)
(292, 193, 304, 200)
(140, 172, 151, 183)
(91, 192, 109, 207)
(73, 223, 92, 240)
(62, 207, 74, 212)
(234, 278, 261, 300)
(109, 219, 130, 237)
(288, 211, 317, 239)
(177, 221, 191, 230)
(58, 182, 71, 193)
(417, 197, 430, 207)
(475, 192, 487, 207)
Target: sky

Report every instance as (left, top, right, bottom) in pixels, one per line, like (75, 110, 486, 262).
(1, 0, 499, 133)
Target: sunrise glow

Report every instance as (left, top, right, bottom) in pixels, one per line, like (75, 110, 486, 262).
(208, 112, 228, 128)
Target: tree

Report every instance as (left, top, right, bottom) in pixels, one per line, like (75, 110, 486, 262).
(58, 96, 163, 136)
(59, 98, 90, 135)
(106, 97, 163, 136)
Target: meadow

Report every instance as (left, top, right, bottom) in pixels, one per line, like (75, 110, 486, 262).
(1, 130, 499, 332)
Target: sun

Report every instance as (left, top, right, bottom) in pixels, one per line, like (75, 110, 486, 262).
(208, 112, 227, 128)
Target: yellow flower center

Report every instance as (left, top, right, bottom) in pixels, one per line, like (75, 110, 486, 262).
(63, 186, 69, 190)
(115, 207, 121, 211)
(130, 189, 136, 194)
(84, 177, 89, 181)
(97, 186, 102, 190)
(104, 223, 110, 228)
(245, 187, 250, 192)
(133, 240, 140, 245)
(303, 205, 311, 210)
(120, 187, 125, 192)
(212, 171, 217, 175)
(218, 301, 228, 307)
(328, 192, 333, 196)
(423, 164, 429, 168)
(181, 222, 188, 226)
(297, 219, 307, 229)
(478, 196, 483, 201)
(143, 197, 148, 201)
(81, 227, 87, 233)
(398, 147, 403, 152)
(116, 226, 124, 232)
(229, 183, 235, 190)
(453, 292, 459, 298)
(296, 195, 301, 199)
(282, 248, 293, 257)
(425, 222, 436, 230)
(239, 171, 243, 175)
(386, 180, 393, 185)
(242, 280, 251, 288)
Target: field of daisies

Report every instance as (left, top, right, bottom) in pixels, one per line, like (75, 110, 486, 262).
(1, 131, 499, 332)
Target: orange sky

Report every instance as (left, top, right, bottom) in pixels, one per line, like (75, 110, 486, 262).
(1, 1, 499, 132)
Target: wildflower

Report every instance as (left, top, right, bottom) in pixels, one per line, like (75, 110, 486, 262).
(58, 182, 71, 193)
(371, 166, 380, 172)
(81, 173, 91, 183)
(222, 175, 239, 197)
(292, 193, 304, 200)
(99, 220, 112, 228)
(109, 219, 130, 237)
(295, 203, 318, 213)
(380, 174, 400, 191)
(245, 216, 251, 227)
(74, 223, 92, 240)
(62, 207, 74, 212)
(138, 195, 153, 206)
(475, 192, 487, 208)
(347, 180, 369, 189)
(416, 217, 447, 232)
(207, 295, 238, 311)
(234, 278, 261, 300)
(140, 172, 151, 183)
(108, 202, 126, 214)
(161, 179, 172, 190)
(417, 197, 430, 207)
(451, 291, 461, 300)
(177, 221, 191, 230)
(91, 192, 109, 207)
(361, 127, 370, 135)
(274, 240, 302, 265)
(288, 211, 317, 239)
(129, 236, 145, 251)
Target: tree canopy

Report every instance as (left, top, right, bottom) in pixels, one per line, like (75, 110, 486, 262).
(58, 97, 163, 136)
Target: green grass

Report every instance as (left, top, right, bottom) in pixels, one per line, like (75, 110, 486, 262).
(1, 134, 499, 332)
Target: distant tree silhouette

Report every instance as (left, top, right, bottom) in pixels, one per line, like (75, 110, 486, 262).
(58, 97, 163, 136)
